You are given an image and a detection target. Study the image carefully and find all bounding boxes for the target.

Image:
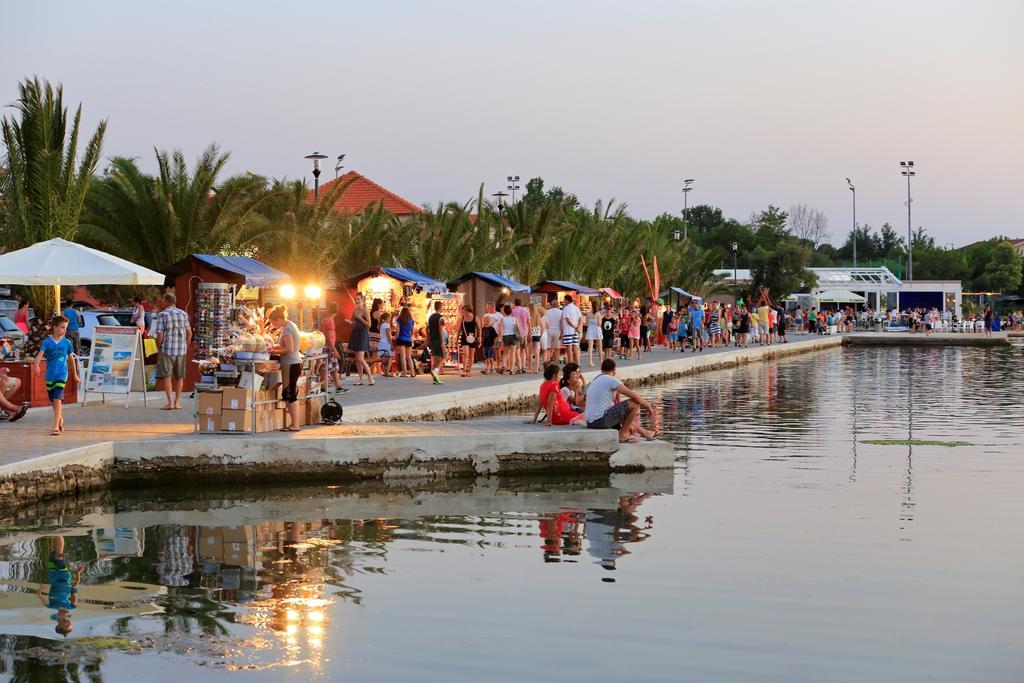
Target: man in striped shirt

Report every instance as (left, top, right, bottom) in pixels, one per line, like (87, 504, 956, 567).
(154, 293, 192, 410)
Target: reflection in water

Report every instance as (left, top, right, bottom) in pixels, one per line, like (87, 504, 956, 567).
(2, 344, 1024, 681)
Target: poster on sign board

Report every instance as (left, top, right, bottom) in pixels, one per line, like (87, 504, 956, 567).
(84, 326, 148, 406)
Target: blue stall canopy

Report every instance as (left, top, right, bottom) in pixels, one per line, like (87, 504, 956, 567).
(447, 272, 531, 293)
(531, 279, 602, 296)
(344, 266, 448, 294)
(165, 254, 289, 288)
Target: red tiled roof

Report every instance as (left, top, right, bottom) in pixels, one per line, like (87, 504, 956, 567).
(307, 170, 421, 217)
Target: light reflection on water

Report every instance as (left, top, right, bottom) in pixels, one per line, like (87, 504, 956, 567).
(1, 344, 1023, 682)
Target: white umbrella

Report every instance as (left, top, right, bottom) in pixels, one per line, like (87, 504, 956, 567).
(814, 289, 867, 303)
(0, 238, 165, 310)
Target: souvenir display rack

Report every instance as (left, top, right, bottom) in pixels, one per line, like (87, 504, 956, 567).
(195, 283, 234, 358)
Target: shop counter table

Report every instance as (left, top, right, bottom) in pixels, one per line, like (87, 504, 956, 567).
(1, 360, 79, 408)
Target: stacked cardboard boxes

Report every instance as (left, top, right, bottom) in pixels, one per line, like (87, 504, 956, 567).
(196, 384, 293, 433)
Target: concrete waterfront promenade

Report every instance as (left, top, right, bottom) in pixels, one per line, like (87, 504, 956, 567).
(0, 331, 1006, 513)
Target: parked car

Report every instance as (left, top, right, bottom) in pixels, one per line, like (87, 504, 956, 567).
(0, 315, 26, 350)
(79, 311, 125, 356)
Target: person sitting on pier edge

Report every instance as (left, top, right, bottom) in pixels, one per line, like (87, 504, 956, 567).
(583, 359, 658, 443)
(530, 364, 584, 426)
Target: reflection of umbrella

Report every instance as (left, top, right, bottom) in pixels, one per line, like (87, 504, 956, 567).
(0, 580, 165, 640)
(0, 238, 165, 311)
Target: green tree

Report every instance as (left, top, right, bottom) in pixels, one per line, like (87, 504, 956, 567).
(972, 240, 1022, 292)
(80, 145, 274, 270)
(0, 77, 106, 317)
(747, 205, 816, 298)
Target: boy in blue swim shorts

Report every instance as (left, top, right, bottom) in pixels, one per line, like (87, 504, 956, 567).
(34, 315, 78, 437)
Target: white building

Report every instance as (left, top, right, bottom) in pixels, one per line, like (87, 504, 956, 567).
(712, 267, 962, 316)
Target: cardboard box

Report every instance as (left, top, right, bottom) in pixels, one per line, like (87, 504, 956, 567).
(307, 396, 324, 425)
(255, 410, 274, 433)
(238, 371, 264, 390)
(220, 409, 252, 432)
(295, 376, 309, 398)
(197, 391, 223, 416)
(198, 414, 220, 433)
(221, 526, 254, 543)
(273, 408, 286, 431)
(222, 387, 250, 411)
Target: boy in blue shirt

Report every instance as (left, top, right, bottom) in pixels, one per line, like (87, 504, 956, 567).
(34, 315, 78, 436)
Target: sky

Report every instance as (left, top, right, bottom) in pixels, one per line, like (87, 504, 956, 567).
(3, 0, 1022, 246)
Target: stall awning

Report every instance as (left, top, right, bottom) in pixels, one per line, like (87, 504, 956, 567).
(531, 280, 602, 296)
(660, 286, 697, 299)
(600, 287, 623, 299)
(447, 272, 531, 293)
(344, 266, 448, 294)
(185, 255, 289, 288)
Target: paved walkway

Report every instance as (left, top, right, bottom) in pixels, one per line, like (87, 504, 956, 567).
(0, 334, 830, 468)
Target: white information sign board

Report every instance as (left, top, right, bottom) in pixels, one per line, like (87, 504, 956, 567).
(83, 326, 148, 407)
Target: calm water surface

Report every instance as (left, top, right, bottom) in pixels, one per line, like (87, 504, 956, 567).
(2, 344, 1022, 682)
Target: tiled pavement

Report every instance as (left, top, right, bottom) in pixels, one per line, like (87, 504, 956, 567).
(0, 334, 825, 467)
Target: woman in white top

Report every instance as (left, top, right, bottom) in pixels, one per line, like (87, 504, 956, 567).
(377, 311, 394, 377)
(500, 304, 518, 374)
(585, 309, 603, 367)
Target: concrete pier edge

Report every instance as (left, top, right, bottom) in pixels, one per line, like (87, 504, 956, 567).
(0, 333, 1009, 514)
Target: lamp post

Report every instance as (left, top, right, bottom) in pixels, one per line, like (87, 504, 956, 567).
(492, 191, 509, 227)
(672, 229, 681, 242)
(305, 152, 328, 201)
(846, 177, 857, 267)
(900, 161, 916, 281)
(681, 178, 694, 240)
(731, 241, 738, 285)
(334, 154, 346, 179)
(507, 175, 521, 203)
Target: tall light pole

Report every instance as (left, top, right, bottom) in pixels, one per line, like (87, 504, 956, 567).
(681, 178, 694, 240)
(731, 241, 738, 285)
(334, 153, 346, 179)
(900, 161, 916, 280)
(507, 175, 521, 203)
(846, 178, 857, 267)
(305, 152, 328, 201)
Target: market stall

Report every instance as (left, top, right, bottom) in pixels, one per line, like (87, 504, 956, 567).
(530, 280, 602, 313)
(164, 254, 290, 390)
(192, 309, 329, 435)
(333, 266, 460, 370)
(660, 286, 701, 311)
(447, 272, 531, 319)
(0, 238, 165, 407)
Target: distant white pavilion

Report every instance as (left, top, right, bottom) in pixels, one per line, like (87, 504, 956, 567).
(712, 266, 962, 315)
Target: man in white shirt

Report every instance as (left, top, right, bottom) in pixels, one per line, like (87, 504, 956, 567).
(543, 300, 563, 364)
(561, 295, 582, 364)
(584, 359, 656, 443)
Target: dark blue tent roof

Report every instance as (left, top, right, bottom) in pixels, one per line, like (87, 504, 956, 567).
(343, 266, 448, 293)
(379, 267, 448, 293)
(532, 280, 602, 296)
(191, 255, 289, 287)
(447, 272, 531, 293)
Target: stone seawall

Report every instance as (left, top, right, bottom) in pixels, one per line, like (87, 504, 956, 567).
(0, 335, 845, 516)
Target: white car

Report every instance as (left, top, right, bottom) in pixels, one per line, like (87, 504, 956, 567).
(79, 311, 125, 356)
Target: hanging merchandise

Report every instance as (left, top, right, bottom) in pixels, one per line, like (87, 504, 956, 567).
(195, 283, 234, 358)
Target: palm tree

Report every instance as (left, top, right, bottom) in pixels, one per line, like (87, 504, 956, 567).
(0, 77, 106, 317)
(332, 200, 403, 281)
(252, 176, 356, 281)
(80, 144, 275, 270)
(503, 197, 567, 285)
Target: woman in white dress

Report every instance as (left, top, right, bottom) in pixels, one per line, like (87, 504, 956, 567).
(585, 308, 603, 367)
